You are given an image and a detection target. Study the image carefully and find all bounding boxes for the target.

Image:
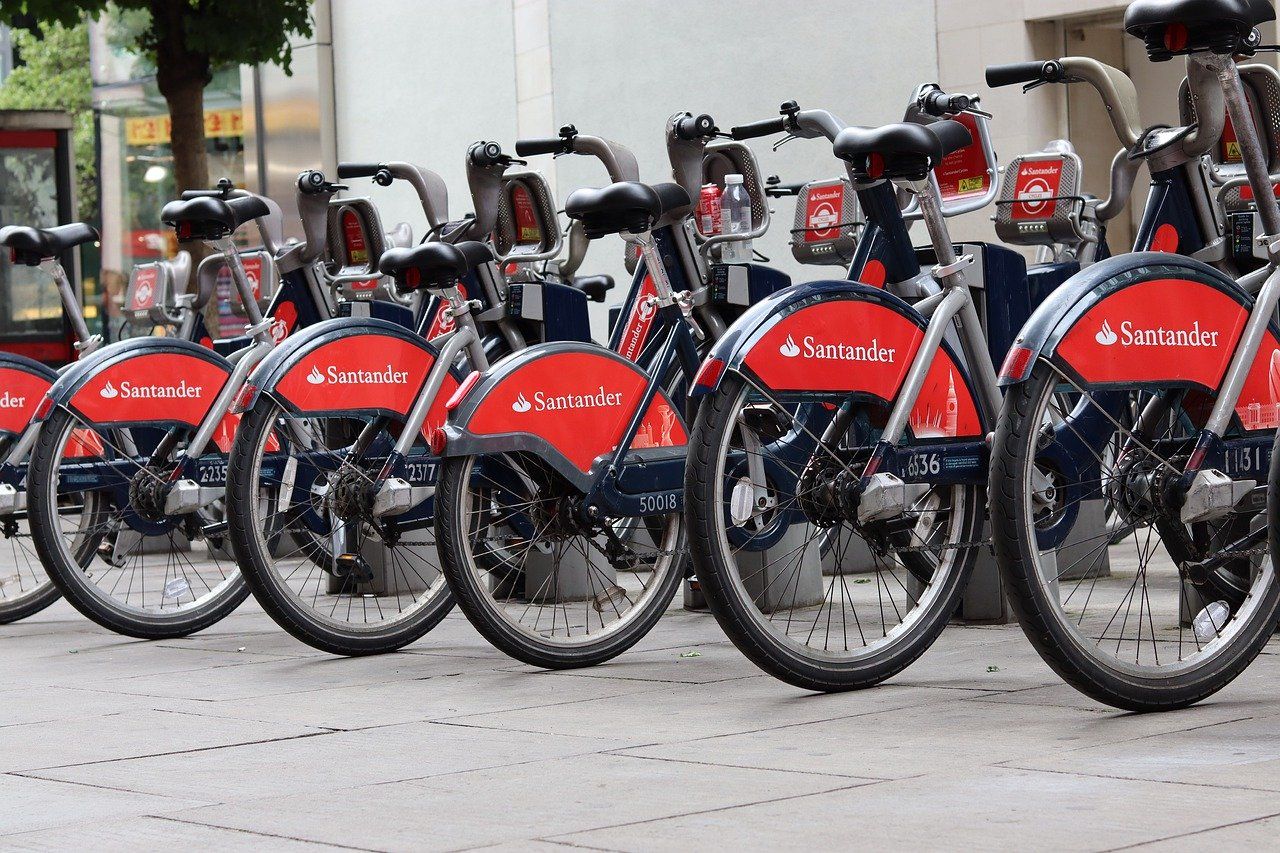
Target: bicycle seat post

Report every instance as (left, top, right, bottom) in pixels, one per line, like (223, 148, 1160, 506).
(911, 179, 972, 289)
(47, 259, 100, 354)
(213, 236, 271, 342)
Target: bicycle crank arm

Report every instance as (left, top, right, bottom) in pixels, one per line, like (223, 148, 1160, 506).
(858, 473, 931, 524)
(371, 477, 434, 517)
(163, 479, 225, 515)
(1179, 470, 1260, 524)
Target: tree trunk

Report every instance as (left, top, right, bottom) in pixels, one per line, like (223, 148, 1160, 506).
(158, 75, 208, 196)
(151, 0, 213, 292)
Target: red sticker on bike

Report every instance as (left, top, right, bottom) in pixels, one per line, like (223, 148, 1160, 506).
(426, 286, 466, 339)
(269, 301, 298, 344)
(743, 300, 922, 401)
(908, 348, 983, 438)
(342, 209, 369, 266)
(1011, 158, 1063, 220)
(466, 351, 686, 472)
(273, 334, 452, 420)
(616, 274, 658, 362)
(934, 112, 990, 201)
(803, 183, 844, 243)
(511, 183, 542, 245)
(128, 266, 160, 312)
(1055, 279, 1246, 389)
(0, 368, 52, 434)
(69, 353, 232, 427)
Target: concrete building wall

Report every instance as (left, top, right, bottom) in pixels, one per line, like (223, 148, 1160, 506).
(329, 0, 937, 338)
(329, 0, 519, 243)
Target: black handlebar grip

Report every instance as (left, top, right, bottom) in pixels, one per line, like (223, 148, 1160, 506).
(337, 162, 385, 179)
(470, 141, 505, 167)
(985, 61, 1050, 88)
(675, 113, 716, 140)
(730, 117, 788, 140)
(514, 137, 566, 157)
(297, 170, 327, 194)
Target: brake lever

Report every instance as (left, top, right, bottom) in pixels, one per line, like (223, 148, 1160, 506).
(771, 134, 799, 152)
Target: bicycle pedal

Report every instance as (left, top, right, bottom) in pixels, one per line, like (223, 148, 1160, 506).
(201, 520, 230, 538)
(333, 553, 375, 583)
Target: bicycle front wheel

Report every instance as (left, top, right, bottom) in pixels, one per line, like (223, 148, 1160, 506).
(435, 450, 685, 669)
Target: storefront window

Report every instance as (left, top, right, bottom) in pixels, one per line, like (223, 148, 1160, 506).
(90, 16, 247, 340)
(0, 137, 60, 340)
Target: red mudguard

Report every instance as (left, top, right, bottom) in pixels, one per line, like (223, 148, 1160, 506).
(442, 343, 687, 484)
(1003, 254, 1280, 431)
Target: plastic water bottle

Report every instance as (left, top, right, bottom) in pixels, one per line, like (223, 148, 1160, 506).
(721, 174, 753, 263)
(1192, 600, 1230, 643)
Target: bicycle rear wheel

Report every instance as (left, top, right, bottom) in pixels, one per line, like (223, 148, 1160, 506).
(686, 373, 982, 691)
(991, 359, 1280, 711)
(28, 407, 248, 638)
(227, 396, 453, 655)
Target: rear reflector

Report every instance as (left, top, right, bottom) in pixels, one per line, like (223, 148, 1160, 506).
(32, 394, 54, 422)
(446, 370, 482, 411)
(999, 345, 1034, 382)
(429, 428, 448, 455)
(230, 383, 258, 414)
(693, 357, 726, 390)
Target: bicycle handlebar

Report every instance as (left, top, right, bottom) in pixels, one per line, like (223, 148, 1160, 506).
(515, 137, 567, 157)
(985, 61, 1059, 88)
(469, 141, 506, 167)
(920, 91, 974, 117)
(674, 113, 717, 141)
(336, 163, 385, 179)
(730, 117, 788, 140)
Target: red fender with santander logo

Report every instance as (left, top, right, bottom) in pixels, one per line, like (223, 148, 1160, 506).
(0, 353, 57, 438)
(999, 253, 1280, 429)
(240, 318, 463, 438)
(440, 342, 688, 487)
(692, 281, 986, 439)
(37, 338, 234, 431)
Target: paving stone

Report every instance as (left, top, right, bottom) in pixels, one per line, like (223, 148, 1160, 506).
(2, 814, 349, 850)
(30, 719, 618, 802)
(166, 753, 858, 851)
(0, 775, 207, 838)
(554, 766, 1280, 852)
(0, 708, 324, 774)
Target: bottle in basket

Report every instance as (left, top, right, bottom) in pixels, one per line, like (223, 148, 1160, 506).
(721, 174, 752, 263)
(699, 183, 722, 235)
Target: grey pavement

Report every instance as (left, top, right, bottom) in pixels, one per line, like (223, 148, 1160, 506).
(3, 598, 1280, 851)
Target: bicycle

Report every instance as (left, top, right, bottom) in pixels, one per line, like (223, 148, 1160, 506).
(0, 226, 191, 622)
(432, 114, 798, 669)
(681, 57, 1231, 694)
(21, 175, 379, 638)
(224, 145, 622, 655)
(990, 0, 1280, 710)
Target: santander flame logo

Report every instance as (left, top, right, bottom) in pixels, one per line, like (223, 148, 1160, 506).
(1095, 320, 1118, 346)
(779, 335, 801, 358)
(511, 392, 532, 413)
(306, 366, 325, 385)
(99, 381, 119, 399)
